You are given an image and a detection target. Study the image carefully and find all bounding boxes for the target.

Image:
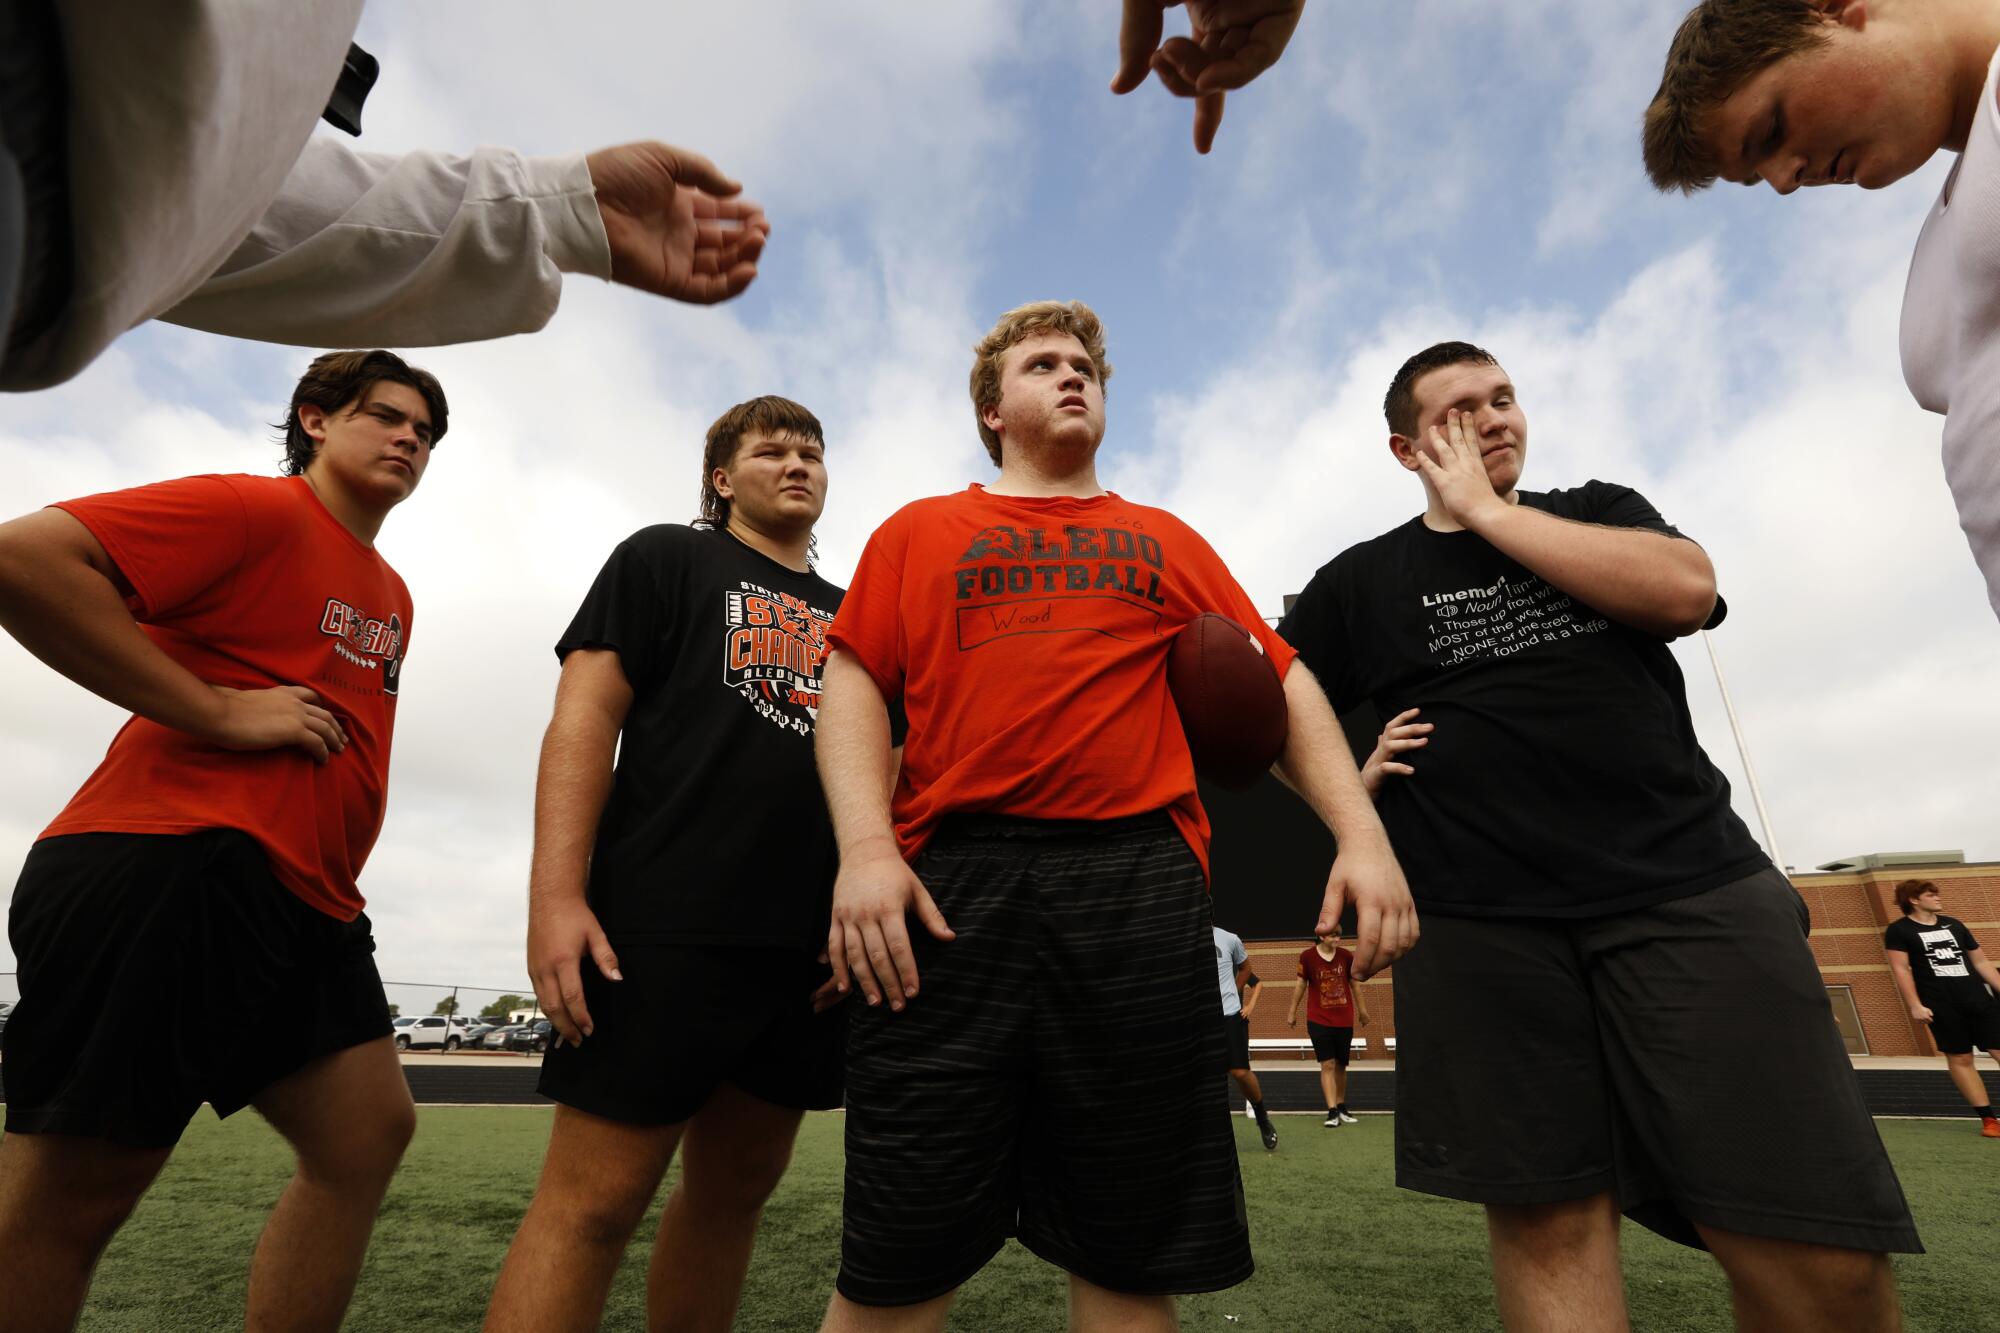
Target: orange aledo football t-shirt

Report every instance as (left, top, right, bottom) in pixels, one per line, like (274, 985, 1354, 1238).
(826, 485, 1297, 876)
(41, 474, 412, 921)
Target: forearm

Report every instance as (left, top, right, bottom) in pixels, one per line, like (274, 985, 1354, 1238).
(817, 651, 899, 858)
(165, 139, 610, 348)
(1467, 504, 1716, 637)
(1886, 956, 1923, 1009)
(1971, 951, 2000, 993)
(0, 528, 223, 736)
(1273, 663, 1392, 852)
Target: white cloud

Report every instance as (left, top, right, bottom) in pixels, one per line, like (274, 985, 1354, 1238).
(3, 0, 1995, 1000)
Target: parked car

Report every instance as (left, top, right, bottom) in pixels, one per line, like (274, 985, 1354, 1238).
(461, 1021, 504, 1046)
(481, 1024, 525, 1050)
(501, 1019, 554, 1053)
(391, 1014, 472, 1051)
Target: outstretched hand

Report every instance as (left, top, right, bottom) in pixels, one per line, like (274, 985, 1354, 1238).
(586, 141, 770, 305)
(1111, 0, 1308, 153)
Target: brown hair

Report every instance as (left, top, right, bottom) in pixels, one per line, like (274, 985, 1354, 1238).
(1643, 0, 1829, 193)
(1893, 879, 1939, 916)
(968, 300, 1113, 466)
(278, 349, 448, 476)
(695, 395, 825, 531)
(1383, 341, 1499, 438)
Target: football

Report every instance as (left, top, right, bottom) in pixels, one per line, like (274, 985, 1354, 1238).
(1167, 613, 1288, 790)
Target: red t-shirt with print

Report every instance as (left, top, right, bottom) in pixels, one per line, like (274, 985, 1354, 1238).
(824, 484, 1296, 874)
(1297, 945, 1355, 1026)
(42, 474, 411, 921)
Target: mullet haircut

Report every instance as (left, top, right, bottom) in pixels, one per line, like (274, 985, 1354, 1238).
(1644, 0, 1829, 193)
(1892, 879, 1937, 917)
(277, 349, 448, 476)
(696, 395, 825, 530)
(969, 300, 1113, 467)
(1383, 341, 1499, 438)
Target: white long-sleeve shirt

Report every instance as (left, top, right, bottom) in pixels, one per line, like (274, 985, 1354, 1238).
(1900, 47, 2000, 621)
(3, 2, 611, 391)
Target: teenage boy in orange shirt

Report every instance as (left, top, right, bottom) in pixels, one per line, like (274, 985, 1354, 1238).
(0, 351, 444, 1330)
(812, 300, 1414, 1332)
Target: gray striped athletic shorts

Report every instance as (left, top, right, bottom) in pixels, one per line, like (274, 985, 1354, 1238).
(836, 811, 1254, 1306)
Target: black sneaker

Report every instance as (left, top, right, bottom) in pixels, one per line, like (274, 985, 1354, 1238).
(1323, 1110, 1340, 1128)
(1259, 1119, 1279, 1151)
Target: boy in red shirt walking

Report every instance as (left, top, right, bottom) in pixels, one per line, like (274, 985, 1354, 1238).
(0, 350, 444, 1330)
(813, 300, 1415, 1332)
(1287, 932, 1369, 1127)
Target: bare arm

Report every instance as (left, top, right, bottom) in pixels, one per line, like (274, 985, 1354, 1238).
(1420, 410, 1716, 637)
(0, 508, 345, 758)
(816, 651, 953, 1010)
(1468, 506, 1717, 638)
(1285, 978, 1304, 1026)
(1272, 661, 1416, 979)
(526, 648, 633, 1045)
(1885, 950, 1931, 1023)
(1970, 947, 2000, 995)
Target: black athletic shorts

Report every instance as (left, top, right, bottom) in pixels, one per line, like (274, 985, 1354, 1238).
(538, 943, 845, 1124)
(1925, 990, 2000, 1055)
(837, 812, 1253, 1307)
(3, 830, 391, 1148)
(1307, 1020, 1353, 1066)
(1393, 865, 1921, 1254)
(1221, 1010, 1251, 1071)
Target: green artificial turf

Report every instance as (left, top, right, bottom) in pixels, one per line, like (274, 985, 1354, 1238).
(71, 1111, 1999, 1331)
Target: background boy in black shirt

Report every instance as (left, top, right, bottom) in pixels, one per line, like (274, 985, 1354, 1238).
(485, 398, 850, 1332)
(1279, 342, 1917, 1331)
(1883, 879, 2000, 1137)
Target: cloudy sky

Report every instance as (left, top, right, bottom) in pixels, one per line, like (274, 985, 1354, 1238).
(4, 1, 1996, 1006)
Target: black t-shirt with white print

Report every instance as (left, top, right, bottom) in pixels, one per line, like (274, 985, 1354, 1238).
(1883, 915, 1990, 1008)
(556, 524, 842, 950)
(1277, 481, 1768, 919)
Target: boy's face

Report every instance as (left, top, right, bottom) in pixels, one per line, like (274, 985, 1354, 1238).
(982, 330, 1106, 458)
(304, 382, 435, 509)
(715, 428, 827, 533)
(1395, 361, 1527, 496)
(1916, 888, 1944, 913)
(1705, 15, 1951, 194)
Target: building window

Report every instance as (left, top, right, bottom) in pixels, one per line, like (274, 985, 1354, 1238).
(1825, 985, 1869, 1056)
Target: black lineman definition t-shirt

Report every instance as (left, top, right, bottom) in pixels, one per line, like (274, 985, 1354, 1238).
(556, 525, 842, 949)
(1883, 915, 1990, 1008)
(1277, 481, 1767, 919)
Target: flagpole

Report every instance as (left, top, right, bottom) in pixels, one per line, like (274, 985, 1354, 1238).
(1700, 628, 1785, 869)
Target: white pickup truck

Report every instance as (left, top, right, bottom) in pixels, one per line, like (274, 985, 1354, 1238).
(391, 1014, 474, 1051)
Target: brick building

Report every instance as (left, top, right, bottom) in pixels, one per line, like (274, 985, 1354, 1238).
(1236, 853, 1999, 1060)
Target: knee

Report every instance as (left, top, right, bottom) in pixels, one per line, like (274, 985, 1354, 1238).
(297, 1099, 415, 1189)
(683, 1135, 796, 1213)
(563, 1178, 659, 1248)
(1811, 1248, 1893, 1303)
(1945, 1051, 1975, 1069)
